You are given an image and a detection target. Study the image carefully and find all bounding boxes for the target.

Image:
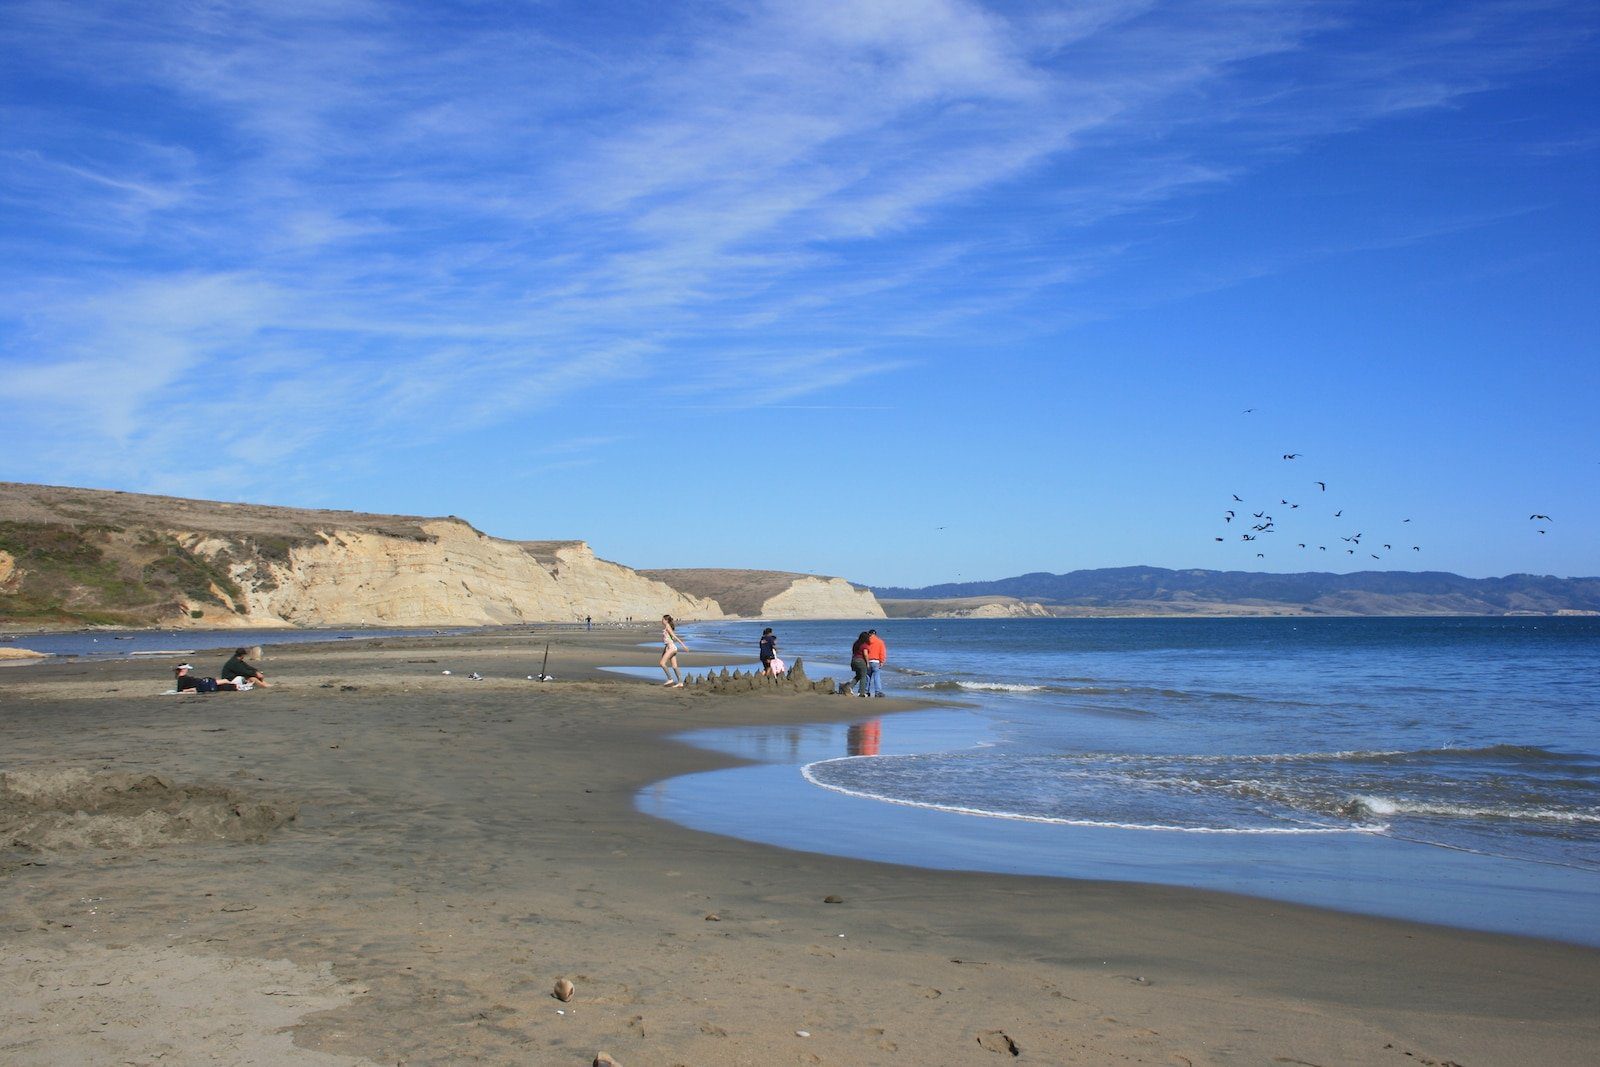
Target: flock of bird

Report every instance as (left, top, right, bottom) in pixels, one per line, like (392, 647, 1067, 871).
(1214, 447, 1554, 564)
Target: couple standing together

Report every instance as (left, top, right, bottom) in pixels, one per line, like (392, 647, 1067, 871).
(851, 629, 887, 698)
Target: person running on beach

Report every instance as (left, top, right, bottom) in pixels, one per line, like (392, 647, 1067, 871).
(849, 631, 872, 697)
(759, 627, 781, 676)
(864, 629, 887, 698)
(221, 648, 270, 687)
(660, 614, 688, 687)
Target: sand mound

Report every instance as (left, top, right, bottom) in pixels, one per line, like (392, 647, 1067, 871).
(0, 768, 297, 852)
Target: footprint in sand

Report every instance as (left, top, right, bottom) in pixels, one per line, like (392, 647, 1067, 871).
(977, 1029, 1021, 1056)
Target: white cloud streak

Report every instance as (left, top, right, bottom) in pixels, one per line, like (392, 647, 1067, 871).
(0, 0, 1588, 494)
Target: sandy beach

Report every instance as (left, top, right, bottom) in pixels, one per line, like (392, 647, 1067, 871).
(2, 628, 1597, 1066)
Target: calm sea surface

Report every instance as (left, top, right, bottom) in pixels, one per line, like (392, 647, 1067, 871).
(639, 617, 1600, 944)
(1, 627, 461, 659)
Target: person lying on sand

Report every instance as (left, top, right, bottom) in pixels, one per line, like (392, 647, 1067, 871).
(173, 663, 247, 693)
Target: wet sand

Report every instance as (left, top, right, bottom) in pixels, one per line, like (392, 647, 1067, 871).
(2, 628, 1597, 1065)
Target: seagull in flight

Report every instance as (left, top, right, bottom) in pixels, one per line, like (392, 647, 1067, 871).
(1334, 509, 1343, 518)
(1316, 481, 1326, 492)
(1530, 514, 1552, 522)
(1283, 453, 1302, 460)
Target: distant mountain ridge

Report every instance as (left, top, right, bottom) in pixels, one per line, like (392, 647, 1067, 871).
(873, 567, 1600, 617)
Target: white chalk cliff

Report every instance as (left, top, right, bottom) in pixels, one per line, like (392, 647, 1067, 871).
(0, 483, 884, 626)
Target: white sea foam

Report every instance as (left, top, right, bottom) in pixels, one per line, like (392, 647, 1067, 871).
(940, 681, 1047, 693)
(801, 757, 1387, 835)
(1349, 795, 1600, 823)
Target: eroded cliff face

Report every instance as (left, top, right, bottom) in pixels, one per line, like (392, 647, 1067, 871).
(638, 568, 886, 619)
(758, 576, 886, 619)
(0, 483, 877, 627)
(179, 522, 720, 627)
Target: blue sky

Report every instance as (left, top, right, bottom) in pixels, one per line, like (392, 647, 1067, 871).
(2, 0, 1596, 587)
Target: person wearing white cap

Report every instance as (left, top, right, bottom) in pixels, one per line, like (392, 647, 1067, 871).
(173, 663, 244, 693)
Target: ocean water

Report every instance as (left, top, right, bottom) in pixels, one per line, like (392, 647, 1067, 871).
(638, 617, 1600, 944)
(0, 627, 465, 659)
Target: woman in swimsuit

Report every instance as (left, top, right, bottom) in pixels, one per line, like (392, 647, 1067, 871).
(660, 614, 688, 687)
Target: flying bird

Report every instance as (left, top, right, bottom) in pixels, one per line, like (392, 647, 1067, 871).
(1257, 553, 1265, 558)
(1371, 554, 1381, 559)
(1283, 453, 1302, 460)
(1316, 481, 1326, 491)
(1383, 544, 1392, 550)
(1214, 537, 1224, 542)
(1334, 509, 1343, 517)
(1318, 546, 1327, 551)
(1298, 543, 1306, 548)
(1402, 518, 1411, 523)
(1530, 514, 1552, 522)
(1233, 494, 1243, 502)
(1412, 546, 1420, 551)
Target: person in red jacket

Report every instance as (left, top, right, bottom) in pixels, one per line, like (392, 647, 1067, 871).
(864, 629, 887, 697)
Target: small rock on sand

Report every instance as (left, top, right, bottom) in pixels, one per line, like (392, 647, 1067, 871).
(554, 978, 575, 1002)
(594, 1054, 621, 1067)
(824, 895, 844, 904)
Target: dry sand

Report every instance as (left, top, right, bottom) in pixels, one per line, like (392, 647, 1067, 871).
(2, 628, 1596, 1066)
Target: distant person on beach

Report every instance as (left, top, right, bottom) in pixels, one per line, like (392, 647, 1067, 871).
(864, 629, 887, 698)
(849, 631, 872, 696)
(759, 627, 781, 676)
(585, 615, 592, 631)
(660, 615, 687, 687)
(222, 648, 270, 688)
(173, 663, 244, 693)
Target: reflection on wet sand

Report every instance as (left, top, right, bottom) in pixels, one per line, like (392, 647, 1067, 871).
(848, 719, 881, 757)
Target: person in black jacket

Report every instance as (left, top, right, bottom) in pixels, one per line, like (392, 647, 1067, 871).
(174, 664, 242, 692)
(759, 628, 780, 676)
(221, 648, 270, 687)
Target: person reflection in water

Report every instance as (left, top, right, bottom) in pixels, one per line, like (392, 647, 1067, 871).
(848, 719, 882, 757)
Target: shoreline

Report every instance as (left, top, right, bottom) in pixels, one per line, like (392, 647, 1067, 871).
(3, 628, 1597, 1064)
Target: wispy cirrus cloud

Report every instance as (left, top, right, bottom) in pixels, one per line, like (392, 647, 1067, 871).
(1, 0, 1589, 498)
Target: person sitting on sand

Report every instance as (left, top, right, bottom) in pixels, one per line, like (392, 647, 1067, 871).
(222, 648, 270, 688)
(173, 663, 244, 693)
(660, 615, 688, 687)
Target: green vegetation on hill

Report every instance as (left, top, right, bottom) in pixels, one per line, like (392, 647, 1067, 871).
(0, 521, 240, 627)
